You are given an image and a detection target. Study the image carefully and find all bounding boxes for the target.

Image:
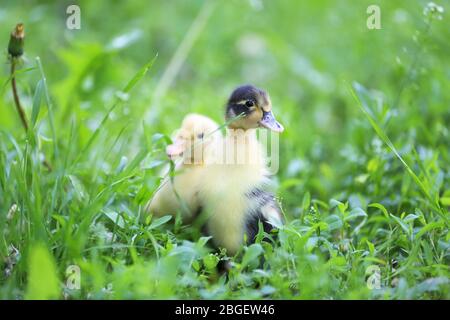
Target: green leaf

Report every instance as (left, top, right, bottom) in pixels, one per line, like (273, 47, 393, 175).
(330, 199, 348, 214)
(31, 79, 44, 126)
(325, 214, 343, 231)
(366, 240, 376, 255)
(203, 254, 219, 270)
(103, 209, 125, 228)
(68, 174, 87, 201)
(403, 214, 419, 223)
(192, 260, 200, 272)
(349, 82, 447, 224)
(344, 207, 368, 222)
(327, 256, 347, 267)
(25, 243, 60, 300)
(148, 215, 172, 230)
(440, 197, 450, 206)
(36, 57, 58, 158)
(197, 236, 212, 248)
(52, 214, 67, 228)
(390, 214, 410, 235)
(302, 191, 310, 213)
(241, 243, 263, 268)
(413, 277, 449, 295)
(369, 203, 390, 220)
(123, 53, 158, 93)
(415, 221, 445, 239)
(124, 148, 149, 173)
(76, 55, 158, 163)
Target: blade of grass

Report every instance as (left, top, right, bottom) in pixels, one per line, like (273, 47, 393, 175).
(31, 79, 44, 127)
(36, 57, 58, 159)
(349, 82, 447, 224)
(145, 0, 217, 120)
(74, 54, 158, 165)
(1, 67, 36, 96)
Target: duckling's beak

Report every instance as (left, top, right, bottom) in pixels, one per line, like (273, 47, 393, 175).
(259, 110, 284, 132)
(166, 140, 185, 159)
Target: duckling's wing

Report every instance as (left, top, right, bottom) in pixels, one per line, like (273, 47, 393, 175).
(244, 188, 283, 243)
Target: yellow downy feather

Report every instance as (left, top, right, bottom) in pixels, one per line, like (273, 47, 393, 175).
(200, 129, 269, 255)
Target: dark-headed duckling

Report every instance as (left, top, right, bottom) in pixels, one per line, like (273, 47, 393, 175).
(199, 85, 284, 255)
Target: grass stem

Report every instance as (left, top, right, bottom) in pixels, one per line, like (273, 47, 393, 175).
(10, 58, 52, 171)
(10, 60, 29, 131)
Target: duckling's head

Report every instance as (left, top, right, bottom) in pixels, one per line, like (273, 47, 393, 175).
(166, 113, 220, 164)
(225, 85, 284, 132)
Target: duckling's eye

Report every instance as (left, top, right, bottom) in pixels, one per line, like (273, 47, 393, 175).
(197, 133, 204, 139)
(245, 100, 255, 108)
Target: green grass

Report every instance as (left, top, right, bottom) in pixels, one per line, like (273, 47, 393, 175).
(0, 0, 449, 299)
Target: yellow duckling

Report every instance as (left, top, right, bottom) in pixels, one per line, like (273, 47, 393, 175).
(199, 85, 284, 255)
(146, 113, 222, 222)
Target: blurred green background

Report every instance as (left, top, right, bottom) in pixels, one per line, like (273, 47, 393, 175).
(0, 0, 448, 299)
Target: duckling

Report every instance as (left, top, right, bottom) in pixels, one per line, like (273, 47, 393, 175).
(199, 85, 284, 255)
(146, 114, 222, 222)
